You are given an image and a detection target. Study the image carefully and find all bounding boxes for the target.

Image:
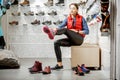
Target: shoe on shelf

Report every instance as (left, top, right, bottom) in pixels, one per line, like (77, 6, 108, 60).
(29, 61, 42, 74)
(80, 64, 90, 73)
(42, 66, 51, 74)
(11, 12, 20, 16)
(9, 21, 19, 25)
(42, 21, 52, 25)
(24, 11, 34, 16)
(20, 0, 30, 6)
(11, 0, 18, 5)
(55, 1, 64, 6)
(51, 64, 63, 70)
(48, 11, 57, 16)
(53, 20, 62, 25)
(36, 11, 45, 16)
(43, 26, 55, 39)
(44, 0, 53, 6)
(31, 19, 40, 25)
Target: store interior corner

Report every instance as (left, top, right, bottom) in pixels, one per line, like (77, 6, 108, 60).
(0, 0, 111, 80)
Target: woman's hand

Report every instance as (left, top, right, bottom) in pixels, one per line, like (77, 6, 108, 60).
(70, 29, 84, 34)
(70, 29, 78, 33)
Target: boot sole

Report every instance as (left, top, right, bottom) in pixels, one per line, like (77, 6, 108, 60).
(43, 26, 54, 39)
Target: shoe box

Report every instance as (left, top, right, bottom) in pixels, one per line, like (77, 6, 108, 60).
(71, 43, 101, 70)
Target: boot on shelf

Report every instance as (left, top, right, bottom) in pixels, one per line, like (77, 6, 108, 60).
(44, 0, 53, 6)
(20, 0, 30, 6)
(55, 0, 64, 6)
(11, 0, 18, 5)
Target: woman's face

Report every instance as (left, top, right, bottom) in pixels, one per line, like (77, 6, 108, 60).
(69, 5, 78, 16)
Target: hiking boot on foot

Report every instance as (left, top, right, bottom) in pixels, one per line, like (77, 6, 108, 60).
(43, 26, 55, 39)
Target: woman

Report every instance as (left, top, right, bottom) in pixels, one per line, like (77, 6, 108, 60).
(43, 3, 89, 70)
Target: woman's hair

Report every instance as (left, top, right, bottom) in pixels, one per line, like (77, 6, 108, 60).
(69, 3, 79, 10)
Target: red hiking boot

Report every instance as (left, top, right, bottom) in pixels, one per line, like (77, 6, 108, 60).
(42, 66, 51, 74)
(43, 26, 55, 39)
(29, 61, 42, 74)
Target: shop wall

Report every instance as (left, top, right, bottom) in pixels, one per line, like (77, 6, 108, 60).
(5, 0, 103, 58)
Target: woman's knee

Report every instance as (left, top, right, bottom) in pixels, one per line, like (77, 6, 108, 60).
(54, 40, 60, 46)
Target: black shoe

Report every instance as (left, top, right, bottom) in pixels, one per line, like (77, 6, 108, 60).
(11, 0, 18, 5)
(51, 64, 63, 70)
(55, 1, 64, 6)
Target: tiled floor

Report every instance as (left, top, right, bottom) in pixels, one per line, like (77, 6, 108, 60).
(0, 58, 110, 80)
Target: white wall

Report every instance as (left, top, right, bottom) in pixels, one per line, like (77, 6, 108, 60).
(4, 0, 101, 58)
(5, 0, 71, 58)
(116, 0, 120, 79)
(1, 1, 111, 79)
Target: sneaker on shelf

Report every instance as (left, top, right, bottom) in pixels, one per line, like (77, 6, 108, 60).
(20, 0, 30, 6)
(11, 0, 18, 5)
(31, 19, 40, 25)
(77, 65, 85, 76)
(9, 21, 19, 25)
(42, 21, 52, 25)
(53, 20, 62, 25)
(24, 11, 34, 16)
(48, 11, 57, 16)
(36, 11, 45, 16)
(55, 1, 64, 6)
(44, 0, 53, 6)
(51, 64, 63, 70)
(11, 12, 20, 16)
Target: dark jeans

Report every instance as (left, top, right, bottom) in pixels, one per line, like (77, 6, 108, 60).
(54, 28, 84, 62)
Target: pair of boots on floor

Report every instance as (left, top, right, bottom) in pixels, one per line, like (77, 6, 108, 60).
(29, 61, 63, 74)
(29, 61, 51, 74)
(72, 64, 90, 76)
